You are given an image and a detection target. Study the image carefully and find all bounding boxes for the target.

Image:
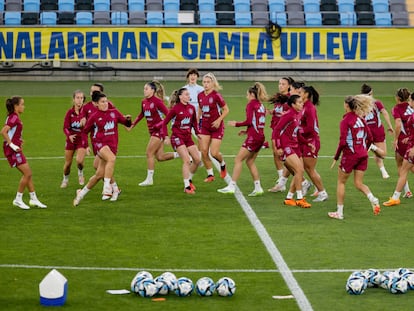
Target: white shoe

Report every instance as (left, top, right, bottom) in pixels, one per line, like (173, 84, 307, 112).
(139, 179, 153, 186)
(268, 184, 286, 192)
(102, 194, 111, 201)
(328, 211, 344, 220)
(60, 180, 68, 188)
(302, 180, 313, 196)
(29, 199, 47, 208)
(102, 184, 112, 200)
(110, 189, 121, 201)
(73, 189, 82, 207)
(13, 199, 30, 210)
(217, 186, 235, 194)
(248, 189, 264, 197)
(313, 192, 329, 202)
(78, 175, 85, 185)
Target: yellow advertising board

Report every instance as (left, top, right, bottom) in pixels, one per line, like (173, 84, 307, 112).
(0, 27, 411, 62)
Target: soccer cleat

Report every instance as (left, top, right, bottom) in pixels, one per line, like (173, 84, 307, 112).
(296, 198, 311, 208)
(203, 175, 215, 183)
(313, 192, 329, 202)
(13, 199, 30, 210)
(102, 184, 112, 200)
(78, 175, 85, 185)
(383, 198, 400, 207)
(110, 189, 121, 202)
(302, 180, 313, 196)
(328, 211, 344, 220)
(102, 194, 111, 201)
(373, 205, 381, 216)
(139, 179, 153, 186)
(382, 172, 390, 179)
(189, 182, 196, 191)
(29, 199, 47, 208)
(403, 191, 413, 198)
(248, 189, 264, 197)
(217, 185, 235, 194)
(284, 198, 297, 206)
(220, 165, 227, 178)
(184, 186, 195, 194)
(268, 184, 286, 193)
(311, 189, 319, 197)
(73, 189, 82, 207)
(60, 180, 68, 188)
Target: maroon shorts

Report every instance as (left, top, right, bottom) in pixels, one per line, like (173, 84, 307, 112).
(6, 151, 27, 168)
(171, 135, 195, 150)
(65, 136, 88, 151)
(199, 124, 224, 140)
(242, 135, 265, 153)
(369, 126, 386, 143)
(404, 147, 414, 164)
(396, 140, 409, 158)
(339, 154, 368, 173)
(94, 142, 118, 156)
(281, 146, 301, 161)
(301, 138, 320, 158)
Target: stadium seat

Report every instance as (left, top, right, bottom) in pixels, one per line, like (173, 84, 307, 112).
(111, 0, 127, 10)
(94, 11, 110, 24)
(251, 0, 267, 12)
(303, 0, 320, 13)
(40, 0, 58, 10)
(340, 12, 357, 25)
(129, 10, 145, 23)
(322, 12, 340, 24)
(23, 0, 40, 11)
(234, 0, 250, 12)
(128, 0, 144, 10)
(217, 12, 234, 25)
(21, 12, 38, 24)
(372, 0, 390, 13)
(268, 0, 284, 13)
(75, 0, 92, 10)
(252, 11, 268, 25)
(389, 0, 406, 12)
(288, 11, 305, 25)
(357, 12, 375, 25)
(111, 11, 128, 24)
(235, 11, 251, 25)
(392, 11, 409, 25)
(164, 10, 178, 24)
(0, 0, 4, 11)
(305, 12, 322, 25)
(163, 0, 179, 11)
(58, 0, 74, 11)
(75, 11, 92, 24)
(4, 11, 21, 24)
(337, 0, 354, 13)
(270, 11, 286, 25)
(320, 0, 337, 12)
(180, 0, 197, 11)
(355, 0, 373, 12)
(5, 0, 22, 11)
(198, 0, 214, 11)
(94, 0, 110, 10)
(285, 0, 302, 12)
(58, 11, 75, 23)
(216, 0, 233, 12)
(146, 11, 163, 24)
(374, 12, 392, 25)
(199, 11, 216, 24)
(146, 0, 162, 10)
(40, 11, 57, 25)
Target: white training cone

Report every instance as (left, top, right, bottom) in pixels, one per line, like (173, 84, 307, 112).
(39, 269, 68, 306)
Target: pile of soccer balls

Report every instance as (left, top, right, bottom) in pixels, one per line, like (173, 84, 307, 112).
(130, 271, 236, 298)
(346, 268, 414, 295)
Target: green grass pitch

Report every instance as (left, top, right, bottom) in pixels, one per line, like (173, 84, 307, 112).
(0, 80, 413, 311)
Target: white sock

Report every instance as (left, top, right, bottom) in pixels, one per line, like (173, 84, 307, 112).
(173, 152, 180, 158)
(254, 180, 262, 191)
(221, 160, 226, 166)
(367, 192, 375, 203)
(337, 204, 344, 216)
(206, 168, 214, 176)
(277, 169, 283, 178)
(78, 169, 83, 177)
(279, 176, 288, 186)
(79, 186, 90, 198)
(15, 192, 23, 201)
(392, 191, 401, 200)
(111, 182, 119, 192)
(29, 192, 37, 201)
(379, 166, 387, 174)
(286, 191, 294, 199)
(147, 170, 154, 181)
(296, 190, 303, 200)
(404, 182, 410, 193)
(104, 178, 111, 187)
(63, 175, 69, 181)
(229, 181, 236, 190)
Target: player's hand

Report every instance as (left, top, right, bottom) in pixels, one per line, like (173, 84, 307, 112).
(330, 159, 337, 169)
(238, 130, 247, 136)
(387, 127, 394, 134)
(69, 134, 76, 143)
(9, 142, 20, 152)
(228, 120, 236, 127)
(164, 136, 171, 145)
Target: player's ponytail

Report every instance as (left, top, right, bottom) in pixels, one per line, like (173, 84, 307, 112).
(249, 82, 269, 102)
(396, 88, 410, 102)
(5, 96, 22, 115)
(303, 86, 320, 106)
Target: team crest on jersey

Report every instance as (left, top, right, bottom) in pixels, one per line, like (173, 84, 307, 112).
(188, 107, 194, 115)
(150, 102, 155, 109)
(110, 112, 116, 118)
(209, 97, 214, 104)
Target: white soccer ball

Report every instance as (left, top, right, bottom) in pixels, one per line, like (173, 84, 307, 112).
(380, 271, 396, 290)
(363, 269, 381, 287)
(131, 271, 153, 293)
(137, 277, 159, 298)
(389, 276, 409, 294)
(195, 277, 216, 296)
(402, 271, 414, 290)
(160, 272, 178, 291)
(175, 277, 194, 297)
(216, 277, 236, 297)
(345, 273, 368, 295)
(154, 275, 170, 295)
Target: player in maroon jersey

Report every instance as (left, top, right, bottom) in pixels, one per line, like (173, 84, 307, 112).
(1, 96, 47, 210)
(328, 95, 381, 220)
(157, 88, 201, 194)
(217, 82, 268, 196)
(391, 87, 413, 198)
(129, 81, 178, 186)
(197, 72, 229, 182)
(384, 92, 414, 206)
(273, 95, 312, 209)
(73, 91, 131, 206)
(60, 90, 88, 188)
(361, 83, 394, 179)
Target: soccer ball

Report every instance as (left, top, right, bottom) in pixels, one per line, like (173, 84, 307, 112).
(380, 271, 396, 290)
(195, 277, 216, 296)
(363, 269, 381, 287)
(402, 271, 414, 290)
(137, 277, 159, 298)
(345, 273, 368, 295)
(160, 272, 178, 291)
(154, 275, 170, 295)
(131, 271, 153, 293)
(395, 268, 410, 276)
(216, 277, 236, 297)
(389, 276, 408, 294)
(175, 277, 194, 297)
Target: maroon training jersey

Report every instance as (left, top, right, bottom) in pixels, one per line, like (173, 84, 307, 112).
(392, 102, 414, 141)
(133, 95, 169, 136)
(63, 107, 87, 142)
(198, 90, 226, 130)
(162, 102, 198, 138)
(236, 99, 266, 139)
(3, 112, 23, 148)
(273, 107, 302, 150)
(300, 99, 320, 141)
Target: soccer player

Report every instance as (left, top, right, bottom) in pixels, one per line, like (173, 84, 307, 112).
(129, 81, 179, 186)
(384, 92, 414, 206)
(60, 90, 88, 188)
(391, 87, 413, 198)
(328, 95, 381, 220)
(73, 91, 132, 206)
(300, 86, 329, 202)
(1, 96, 47, 210)
(361, 83, 394, 179)
(183, 68, 204, 117)
(217, 82, 268, 196)
(157, 88, 201, 194)
(197, 72, 229, 183)
(272, 94, 312, 209)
